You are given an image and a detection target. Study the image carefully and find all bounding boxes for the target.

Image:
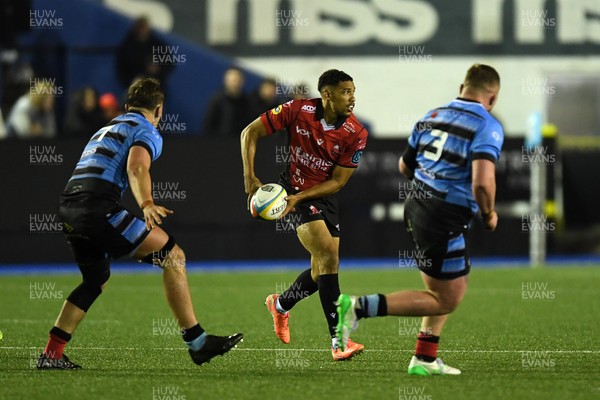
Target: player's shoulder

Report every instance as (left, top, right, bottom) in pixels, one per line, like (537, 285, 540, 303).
(268, 98, 306, 116)
(273, 97, 321, 122)
(292, 97, 320, 114)
(484, 112, 503, 131)
(122, 113, 162, 142)
(448, 99, 502, 132)
(420, 107, 442, 123)
(482, 114, 504, 145)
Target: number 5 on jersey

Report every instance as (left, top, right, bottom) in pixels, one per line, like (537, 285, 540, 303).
(423, 129, 448, 161)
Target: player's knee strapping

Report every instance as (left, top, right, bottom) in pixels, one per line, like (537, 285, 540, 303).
(141, 235, 176, 267)
(67, 259, 111, 312)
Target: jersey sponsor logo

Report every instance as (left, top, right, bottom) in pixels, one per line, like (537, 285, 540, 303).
(343, 122, 356, 133)
(271, 105, 283, 115)
(293, 174, 305, 185)
(291, 145, 334, 171)
(419, 168, 436, 180)
(301, 104, 316, 112)
(81, 148, 97, 158)
(288, 146, 334, 171)
(351, 150, 363, 164)
(309, 205, 321, 215)
(296, 126, 311, 136)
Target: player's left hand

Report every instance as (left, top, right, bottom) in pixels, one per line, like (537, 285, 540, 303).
(482, 210, 498, 231)
(143, 204, 174, 230)
(281, 194, 301, 218)
(244, 176, 264, 210)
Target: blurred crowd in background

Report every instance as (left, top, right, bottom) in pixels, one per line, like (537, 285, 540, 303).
(0, 14, 309, 140)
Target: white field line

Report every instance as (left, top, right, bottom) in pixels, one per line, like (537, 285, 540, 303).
(1, 346, 599, 353)
(0, 319, 120, 324)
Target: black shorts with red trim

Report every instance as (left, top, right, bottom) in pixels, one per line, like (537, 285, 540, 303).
(295, 196, 340, 237)
(280, 181, 340, 237)
(403, 195, 473, 280)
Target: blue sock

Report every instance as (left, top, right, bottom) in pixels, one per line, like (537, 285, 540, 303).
(275, 297, 288, 314)
(358, 294, 387, 318)
(185, 332, 207, 352)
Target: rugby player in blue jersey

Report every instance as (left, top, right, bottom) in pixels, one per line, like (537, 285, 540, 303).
(37, 78, 242, 369)
(336, 64, 503, 376)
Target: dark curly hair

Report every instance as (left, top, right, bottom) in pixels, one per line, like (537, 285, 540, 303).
(317, 69, 353, 92)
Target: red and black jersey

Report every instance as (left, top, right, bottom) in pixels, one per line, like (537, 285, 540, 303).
(259, 98, 368, 192)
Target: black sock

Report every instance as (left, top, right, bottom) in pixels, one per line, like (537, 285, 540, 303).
(50, 326, 72, 342)
(181, 323, 205, 342)
(318, 274, 340, 337)
(278, 268, 318, 311)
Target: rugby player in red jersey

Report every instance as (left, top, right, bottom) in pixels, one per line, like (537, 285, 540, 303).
(241, 69, 368, 360)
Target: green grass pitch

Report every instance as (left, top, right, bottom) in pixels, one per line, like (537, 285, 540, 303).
(1, 266, 599, 400)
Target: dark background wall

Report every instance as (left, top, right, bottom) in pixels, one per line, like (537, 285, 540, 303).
(6, 135, 597, 264)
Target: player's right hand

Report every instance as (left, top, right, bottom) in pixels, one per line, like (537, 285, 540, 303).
(244, 176, 263, 210)
(482, 210, 498, 231)
(143, 204, 174, 231)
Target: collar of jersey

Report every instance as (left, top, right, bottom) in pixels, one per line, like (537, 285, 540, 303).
(455, 97, 484, 107)
(126, 111, 146, 118)
(124, 111, 156, 128)
(315, 99, 348, 130)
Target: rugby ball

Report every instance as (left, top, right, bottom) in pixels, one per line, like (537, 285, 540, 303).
(251, 183, 288, 221)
